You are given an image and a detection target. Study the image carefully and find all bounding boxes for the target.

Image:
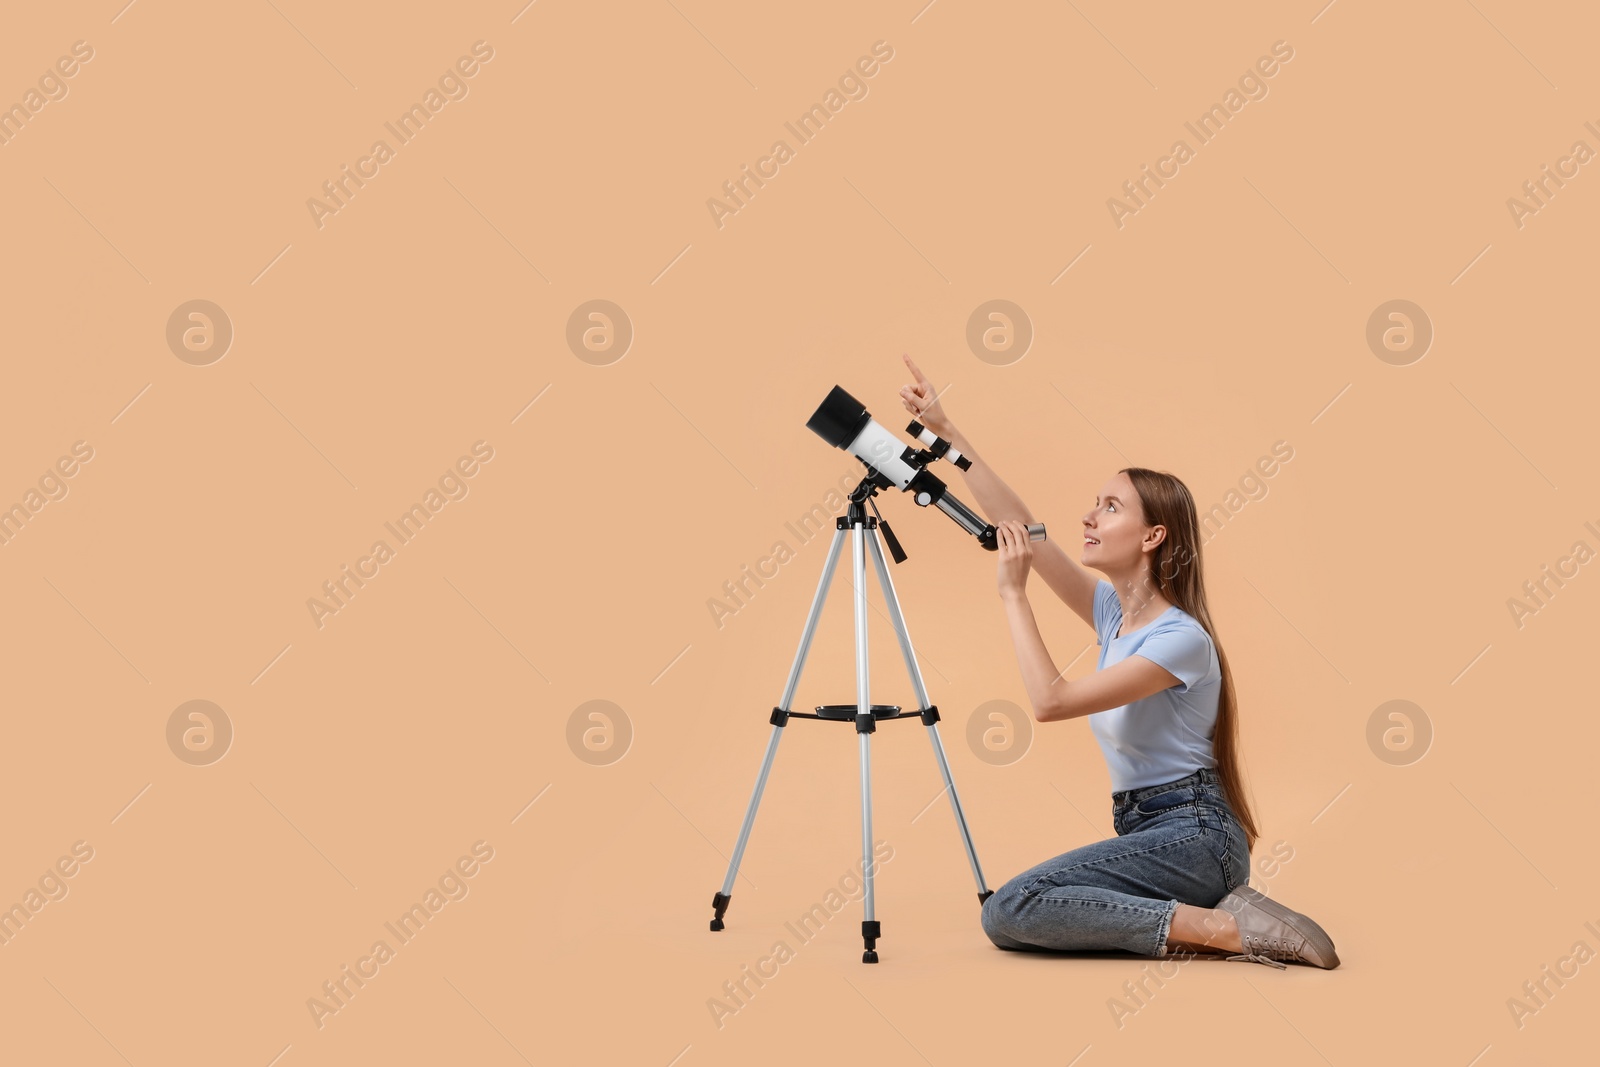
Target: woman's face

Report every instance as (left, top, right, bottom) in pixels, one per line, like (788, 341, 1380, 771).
(1081, 473, 1155, 570)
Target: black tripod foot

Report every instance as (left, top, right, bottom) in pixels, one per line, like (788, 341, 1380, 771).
(710, 891, 731, 931)
(861, 919, 881, 963)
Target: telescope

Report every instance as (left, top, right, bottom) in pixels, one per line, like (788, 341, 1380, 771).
(806, 384, 1046, 554)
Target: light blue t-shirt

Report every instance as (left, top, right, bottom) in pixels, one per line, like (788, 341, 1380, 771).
(1088, 579, 1221, 792)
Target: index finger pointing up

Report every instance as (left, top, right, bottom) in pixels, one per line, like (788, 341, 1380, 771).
(902, 353, 932, 386)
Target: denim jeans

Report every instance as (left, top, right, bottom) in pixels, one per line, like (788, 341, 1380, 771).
(980, 768, 1251, 958)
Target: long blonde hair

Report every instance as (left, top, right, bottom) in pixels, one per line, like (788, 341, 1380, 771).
(1120, 467, 1259, 854)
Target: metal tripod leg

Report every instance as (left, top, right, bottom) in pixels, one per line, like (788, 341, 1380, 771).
(866, 526, 993, 903)
(710, 525, 849, 932)
(851, 522, 882, 963)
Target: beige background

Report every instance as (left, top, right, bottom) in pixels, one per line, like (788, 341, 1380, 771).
(1, 1, 1595, 1064)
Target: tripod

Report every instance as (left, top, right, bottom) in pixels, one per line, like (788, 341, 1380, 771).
(708, 475, 992, 962)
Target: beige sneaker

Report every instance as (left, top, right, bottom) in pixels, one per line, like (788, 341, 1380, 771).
(1215, 886, 1340, 969)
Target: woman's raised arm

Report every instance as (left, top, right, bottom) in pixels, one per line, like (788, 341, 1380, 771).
(898, 354, 1099, 629)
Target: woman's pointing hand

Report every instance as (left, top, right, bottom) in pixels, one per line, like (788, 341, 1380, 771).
(899, 353, 952, 435)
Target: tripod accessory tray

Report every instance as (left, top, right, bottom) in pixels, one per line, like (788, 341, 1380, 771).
(770, 704, 943, 730)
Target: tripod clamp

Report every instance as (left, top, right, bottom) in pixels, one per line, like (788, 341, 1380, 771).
(847, 466, 913, 564)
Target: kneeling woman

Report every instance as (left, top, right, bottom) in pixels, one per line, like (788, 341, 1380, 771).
(898, 355, 1338, 969)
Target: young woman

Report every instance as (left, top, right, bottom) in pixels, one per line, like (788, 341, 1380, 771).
(898, 354, 1339, 970)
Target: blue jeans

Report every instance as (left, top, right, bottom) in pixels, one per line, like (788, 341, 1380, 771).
(980, 768, 1251, 957)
